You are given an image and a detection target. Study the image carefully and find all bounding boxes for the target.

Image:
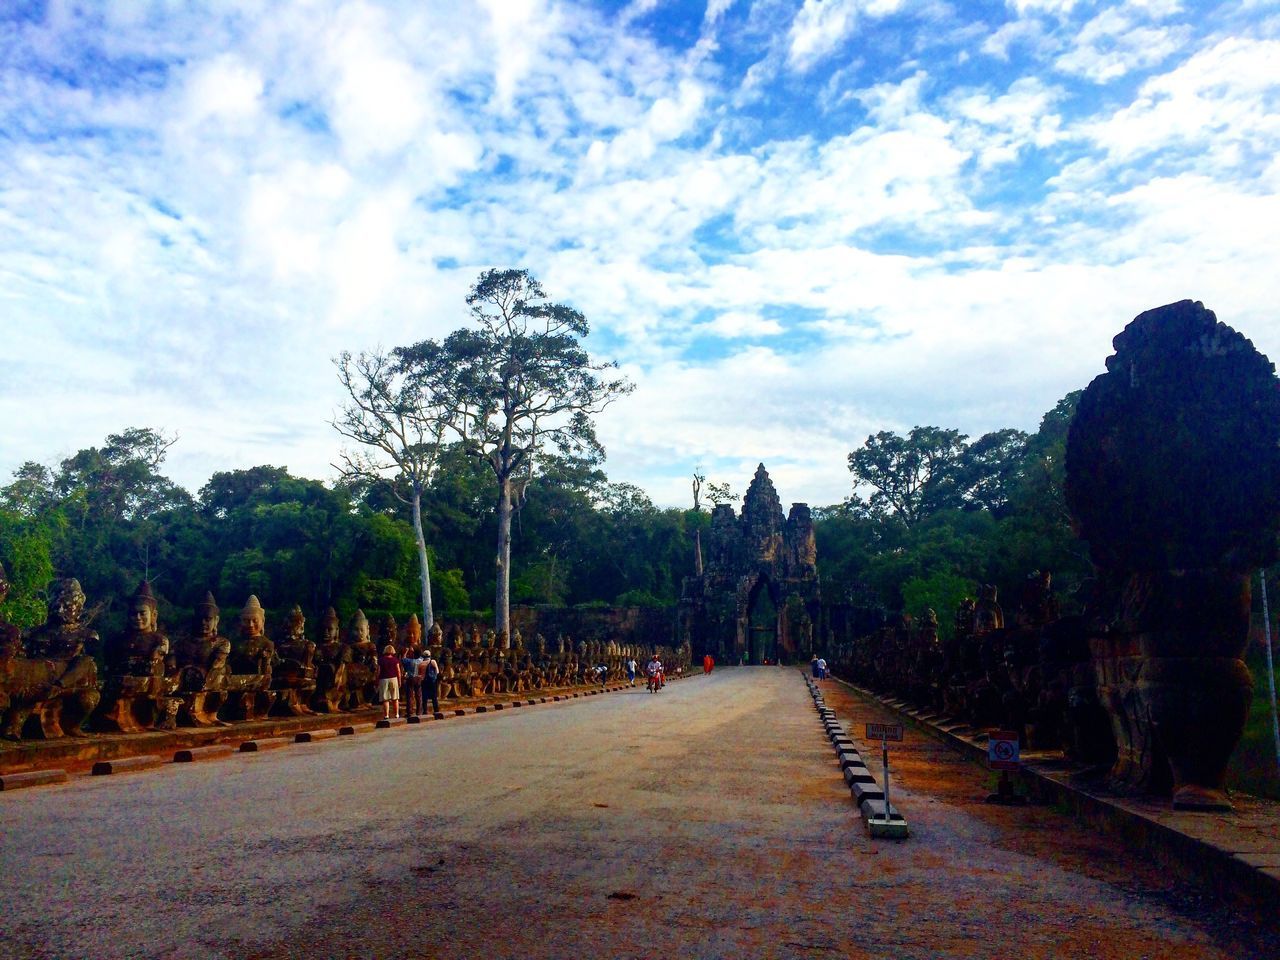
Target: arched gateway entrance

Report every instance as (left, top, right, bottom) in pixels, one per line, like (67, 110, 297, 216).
(746, 579, 778, 664)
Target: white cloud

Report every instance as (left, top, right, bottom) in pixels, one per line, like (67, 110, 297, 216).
(1081, 37, 1280, 163)
(2, 0, 1278, 513)
(788, 0, 907, 72)
(703, 312, 785, 336)
(1055, 8, 1191, 83)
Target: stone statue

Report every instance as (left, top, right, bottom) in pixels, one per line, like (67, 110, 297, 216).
(167, 592, 232, 726)
(233, 596, 275, 679)
(401, 614, 423, 652)
(1, 564, 64, 740)
(1066, 300, 1280, 810)
(17, 577, 100, 737)
(312, 607, 350, 713)
(219, 595, 275, 721)
(272, 605, 317, 716)
(342, 610, 376, 709)
(972, 585, 1004, 636)
(98, 581, 177, 732)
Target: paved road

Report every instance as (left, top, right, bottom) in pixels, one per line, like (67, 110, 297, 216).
(0, 669, 1274, 959)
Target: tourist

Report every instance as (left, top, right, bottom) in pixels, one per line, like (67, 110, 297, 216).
(810, 655, 820, 679)
(376, 644, 402, 720)
(405, 647, 425, 717)
(595, 662, 608, 690)
(817, 656, 828, 680)
(626, 656, 638, 686)
(421, 648, 440, 715)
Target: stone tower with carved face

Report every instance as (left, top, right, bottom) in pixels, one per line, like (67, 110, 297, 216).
(678, 464, 819, 664)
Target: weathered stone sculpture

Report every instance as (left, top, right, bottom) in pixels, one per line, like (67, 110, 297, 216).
(14, 576, 101, 738)
(312, 607, 349, 713)
(272, 605, 317, 716)
(973, 585, 1004, 636)
(167, 592, 232, 726)
(99, 582, 177, 732)
(1066, 300, 1280, 810)
(2, 566, 66, 740)
(222, 595, 274, 721)
(342, 610, 376, 709)
(401, 614, 422, 652)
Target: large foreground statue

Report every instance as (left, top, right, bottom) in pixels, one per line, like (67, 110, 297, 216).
(1066, 300, 1280, 810)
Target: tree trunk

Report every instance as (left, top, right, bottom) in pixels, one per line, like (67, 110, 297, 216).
(495, 476, 513, 642)
(411, 488, 434, 630)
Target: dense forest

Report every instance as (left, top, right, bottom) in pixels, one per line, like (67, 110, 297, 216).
(0, 389, 1094, 642)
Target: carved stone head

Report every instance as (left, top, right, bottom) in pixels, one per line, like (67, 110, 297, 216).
(240, 595, 265, 638)
(348, 609, 370, 645)
(49, 578, 87, 625)
(129, 581, 158, 633)
(194, 591, 220, 638)
(403, 614, 422, 647)
(322, 606, 340, 644)
(285, 604, 306, 640)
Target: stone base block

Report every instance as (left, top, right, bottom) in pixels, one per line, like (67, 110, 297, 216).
(0, 768, 68, 790)
(239, 737, 292, 752)
(294, 729, 338, 743)
(92, 755, 164, 776)
(173, 745, 233, 763)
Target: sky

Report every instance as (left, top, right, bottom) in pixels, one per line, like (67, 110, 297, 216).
(2, 0, 1278, 511)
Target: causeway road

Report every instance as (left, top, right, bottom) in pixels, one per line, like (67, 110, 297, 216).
(1, 668, 1275, 959)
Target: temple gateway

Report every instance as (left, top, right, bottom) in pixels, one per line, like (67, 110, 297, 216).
(678, 464, 820, 664)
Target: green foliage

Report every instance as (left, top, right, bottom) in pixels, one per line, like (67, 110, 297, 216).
(824, 392, 1088, 620)
(615, 588, 666, 608)
(900, 572, 975, 640)
(437, 568, 471, 614)
(0, 507, 61, 627)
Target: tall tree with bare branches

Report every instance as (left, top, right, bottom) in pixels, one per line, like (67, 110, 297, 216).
(332, 348, 451, 630)
(398, 269, 633, 641)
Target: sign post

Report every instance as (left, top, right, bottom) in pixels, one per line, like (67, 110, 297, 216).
(865, 722, 903, 822)
(984, 730, 1026, 805)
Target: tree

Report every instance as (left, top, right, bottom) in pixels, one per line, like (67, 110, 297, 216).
(956, 428, 1030, 516)
(847, 426, 967, 527)
(706, 482, 737, 506)
(333, 348, 452, 630)
(406, 268, 632, 639)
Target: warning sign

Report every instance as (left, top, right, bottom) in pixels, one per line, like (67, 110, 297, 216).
(866, 722, 903, 742)
(988, 731, 1021, 770)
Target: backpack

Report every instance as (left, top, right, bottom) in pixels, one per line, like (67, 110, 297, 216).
(426, 659, 439, 681)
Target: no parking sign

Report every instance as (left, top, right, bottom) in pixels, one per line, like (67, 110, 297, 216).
(987, 730, 1021, 771)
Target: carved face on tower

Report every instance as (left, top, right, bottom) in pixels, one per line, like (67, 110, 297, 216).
(240, 596, 265, 638)
(50, 578, 87, 625)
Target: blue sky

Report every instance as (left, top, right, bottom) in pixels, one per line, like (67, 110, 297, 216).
(2, 0, 1278, 508)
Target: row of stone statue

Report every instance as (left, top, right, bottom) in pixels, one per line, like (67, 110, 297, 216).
(0, 567, 691, 742)
(831, 572, 1112, 764)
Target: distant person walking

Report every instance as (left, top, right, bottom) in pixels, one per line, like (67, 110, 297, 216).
(421, 648, 440, 715)
(817, 656, 828, 680)
(810, 655, 820, 679)
(377, 644, 403, 720)
(404, 648, 425, 717)
(626, 657, 638, 686)
(703, 653, 713, 675)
